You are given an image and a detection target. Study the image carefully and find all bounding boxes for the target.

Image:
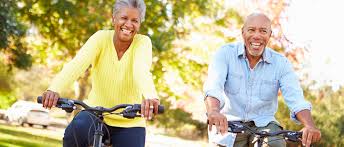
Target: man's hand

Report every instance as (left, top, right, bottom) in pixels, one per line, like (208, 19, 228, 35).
(42, 90, 60, 109)
(300, 126, 321, 147)
(208, 110, 228, 135)
(141, 98, 160, 120)
(205, 96, 227, 135)
(296, 109, 321, 147)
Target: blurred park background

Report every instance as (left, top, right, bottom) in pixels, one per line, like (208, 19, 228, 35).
(1, 0, 344, 146)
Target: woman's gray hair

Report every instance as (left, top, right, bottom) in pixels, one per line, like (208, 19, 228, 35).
(113, 0, 146, 22)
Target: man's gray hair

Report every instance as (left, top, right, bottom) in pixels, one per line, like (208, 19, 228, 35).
(113, 0, 146, 22)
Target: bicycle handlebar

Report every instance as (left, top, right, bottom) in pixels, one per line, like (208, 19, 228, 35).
(37, 96, 164, 118)
(208, 120, 301, 142)
(226, 121, 302, 142)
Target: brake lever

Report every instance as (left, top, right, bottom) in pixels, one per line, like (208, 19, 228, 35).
(228, 122, 246, 133)
(122, 112, 139, 119)
(284, 132, 302, 142)
(121, 105, 141, 119)
(57, 103, 75, 113)
(56, 100, 76, 113)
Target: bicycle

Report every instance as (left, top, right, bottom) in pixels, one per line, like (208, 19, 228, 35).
(227, 121, 305, 147)
(37, 96, 164, 147)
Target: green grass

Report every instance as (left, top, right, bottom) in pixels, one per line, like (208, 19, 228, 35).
(0, 124, 62, 147)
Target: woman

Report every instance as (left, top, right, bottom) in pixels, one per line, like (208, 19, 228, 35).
(41, 0, 159, 146)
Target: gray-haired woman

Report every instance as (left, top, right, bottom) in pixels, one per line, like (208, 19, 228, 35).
(41, 0, 160, 146)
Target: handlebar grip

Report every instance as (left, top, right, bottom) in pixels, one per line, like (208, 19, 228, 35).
(37, 96, 70, 105)
(37, 96, 43, 103)
(138, 105, 164, 114)
(158, 105, 164, 114)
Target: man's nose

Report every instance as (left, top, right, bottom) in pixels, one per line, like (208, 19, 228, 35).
(252, 31, 262, 39)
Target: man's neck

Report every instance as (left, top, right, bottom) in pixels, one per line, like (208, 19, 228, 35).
(246, 52, 262, 69)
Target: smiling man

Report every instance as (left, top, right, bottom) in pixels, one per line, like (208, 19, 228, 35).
(204, 13, 321, 147)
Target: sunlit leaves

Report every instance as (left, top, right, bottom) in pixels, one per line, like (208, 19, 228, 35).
(0, 0, 32, 70)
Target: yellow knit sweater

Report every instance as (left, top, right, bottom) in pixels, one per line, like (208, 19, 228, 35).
(48, 30, 158, 127)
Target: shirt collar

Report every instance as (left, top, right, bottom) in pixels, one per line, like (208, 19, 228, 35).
(237, 42, 272, 64)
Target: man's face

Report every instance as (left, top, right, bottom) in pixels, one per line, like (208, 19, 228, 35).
(242, 15, 272, 57)
(112, 7, 141, 42)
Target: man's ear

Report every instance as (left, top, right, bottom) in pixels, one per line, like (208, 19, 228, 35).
(269, 30, 272, 37)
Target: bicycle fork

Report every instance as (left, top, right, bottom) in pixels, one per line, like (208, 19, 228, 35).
(93, 122, 104, 147)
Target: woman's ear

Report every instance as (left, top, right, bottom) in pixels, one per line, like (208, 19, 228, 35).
(112, 16, 115, 26)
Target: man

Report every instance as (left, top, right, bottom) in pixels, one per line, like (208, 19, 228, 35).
(203, 13, 321, 147)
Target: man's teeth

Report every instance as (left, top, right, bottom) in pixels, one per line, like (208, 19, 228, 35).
(251, 43, 261, 48)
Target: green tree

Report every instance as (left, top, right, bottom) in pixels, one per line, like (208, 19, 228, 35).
(0, 0, 32, 108)
(0, 0, 32, 70)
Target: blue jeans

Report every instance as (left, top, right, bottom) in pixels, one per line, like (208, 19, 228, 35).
(63, 111, 146, 147)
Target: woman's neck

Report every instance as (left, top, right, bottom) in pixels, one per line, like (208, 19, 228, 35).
(113, 36, 132, 51)
(113, 35, 132, 60)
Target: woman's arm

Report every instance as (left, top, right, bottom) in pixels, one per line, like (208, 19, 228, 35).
(48, 31, 102, 94)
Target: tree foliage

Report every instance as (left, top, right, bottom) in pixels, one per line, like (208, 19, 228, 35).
(0, 0, 32, 70)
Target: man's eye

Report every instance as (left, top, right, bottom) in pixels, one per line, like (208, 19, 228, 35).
(248, 29, 254, 32)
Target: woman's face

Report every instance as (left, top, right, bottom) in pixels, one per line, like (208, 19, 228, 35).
(112, 7, 141, 43)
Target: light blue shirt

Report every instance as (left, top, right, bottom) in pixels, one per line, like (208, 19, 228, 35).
(204, 42, 311, 127)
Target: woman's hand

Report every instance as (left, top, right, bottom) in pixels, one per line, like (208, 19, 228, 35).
(42, 90, 60, 109)
(141, 98, 160, 120)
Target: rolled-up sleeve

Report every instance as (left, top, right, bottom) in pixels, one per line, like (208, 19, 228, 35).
(203, 47, 229, 109)
(279, 59, 312, 124)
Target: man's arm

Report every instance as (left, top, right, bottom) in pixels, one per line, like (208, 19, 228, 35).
(205, 96, 228, 135)
(279, 58, 321, 147)
(203, 46, 230, 135)
(296, 110, 321, 147)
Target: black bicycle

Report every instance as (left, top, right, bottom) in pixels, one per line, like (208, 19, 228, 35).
(37, 96, 164, 147)
(227, 121, 304, 147)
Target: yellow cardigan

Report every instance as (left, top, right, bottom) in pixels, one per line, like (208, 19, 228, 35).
(48, 30, 158, 127)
